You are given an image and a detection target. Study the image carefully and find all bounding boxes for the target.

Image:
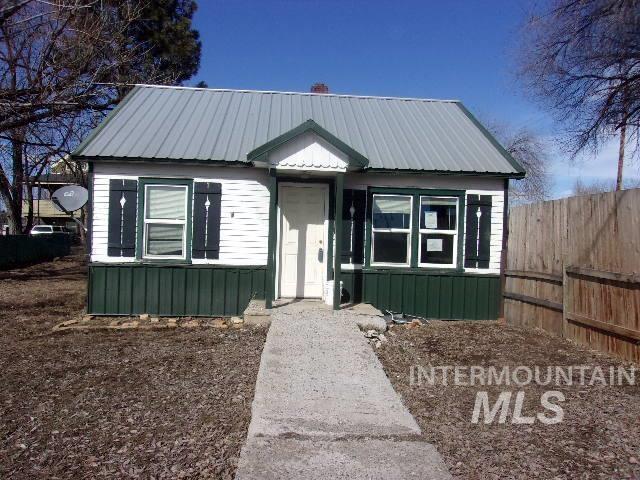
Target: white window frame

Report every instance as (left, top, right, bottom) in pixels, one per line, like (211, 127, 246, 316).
(143, 184, 188, 260)
(370, 194, 412, 267)
(418, 195, 458, 268)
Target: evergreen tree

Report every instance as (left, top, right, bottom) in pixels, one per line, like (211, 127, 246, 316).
(126, 0, 202, 84)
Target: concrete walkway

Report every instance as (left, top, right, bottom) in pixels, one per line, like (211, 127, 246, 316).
(235, 301, 451, 480)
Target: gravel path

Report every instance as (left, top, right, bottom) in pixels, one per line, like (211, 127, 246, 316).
(235, 300, 451, 480)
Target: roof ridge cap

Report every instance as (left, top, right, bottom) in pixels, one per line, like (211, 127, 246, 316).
(132, 84, 460, 103)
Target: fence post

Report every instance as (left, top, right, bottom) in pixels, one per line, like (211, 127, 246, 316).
(562, 259, 568, 339)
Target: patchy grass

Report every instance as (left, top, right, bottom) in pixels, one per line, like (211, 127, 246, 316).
(377, 321, 640, 480)
(0, 252, 266, 479)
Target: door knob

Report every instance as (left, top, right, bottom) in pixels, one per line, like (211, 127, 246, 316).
(318, 247, 324, 262)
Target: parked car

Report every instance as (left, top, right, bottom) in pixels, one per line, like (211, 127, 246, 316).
(30, 225, 67, 235)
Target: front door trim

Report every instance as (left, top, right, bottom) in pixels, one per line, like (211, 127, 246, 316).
(276, 182, 330, 300)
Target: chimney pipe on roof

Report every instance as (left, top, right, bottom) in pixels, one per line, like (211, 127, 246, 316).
(310, 83, 329, 94)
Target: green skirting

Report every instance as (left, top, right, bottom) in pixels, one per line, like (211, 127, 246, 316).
(88, 263, 266, 316)
(341, 269, 500, 320)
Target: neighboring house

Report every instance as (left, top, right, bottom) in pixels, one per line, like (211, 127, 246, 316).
(73, 85, 525, 319)
(23, 174, 80, 232)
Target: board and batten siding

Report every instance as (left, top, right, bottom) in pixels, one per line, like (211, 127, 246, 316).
(91, 162, 269, 265)
(343, 173, 505, 274)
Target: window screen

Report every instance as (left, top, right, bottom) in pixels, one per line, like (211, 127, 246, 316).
(143, 185, 187, 259)
(371, 195, 412, 265)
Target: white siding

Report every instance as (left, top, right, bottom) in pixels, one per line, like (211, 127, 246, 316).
(91, 165, 506, 272)
(269, 132, 348, 172)
(344, 173, 505, 274)
(91, 163, 269, 265)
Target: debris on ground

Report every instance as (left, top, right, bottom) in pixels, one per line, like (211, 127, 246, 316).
(384, 310, 428, 326)
(363, 329, 388, 348)
(376, 320, 640, 479)
(0, 253, 267, 479)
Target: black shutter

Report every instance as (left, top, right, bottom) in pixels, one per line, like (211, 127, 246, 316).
(192, 182, 221, 259)
(464, 194, 492, 269)
(341, 189, 367, 264)
(107, 179, 137, 257)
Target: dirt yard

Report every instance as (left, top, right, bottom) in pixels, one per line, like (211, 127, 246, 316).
(377, 321, 640, 480)
(0, 252, 266, 479)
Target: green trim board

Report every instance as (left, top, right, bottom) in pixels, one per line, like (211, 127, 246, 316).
(248, 119, 369, 170)
(365, 187, 465, 270)
(86, 162, 94, 254)
(365, 168, 524, 179)
(327, 180, 335, 281)
(75, 156, 250, 167)
(266, 170, 278, 308)
(77, 157, 523, 178)
(333, 173, 344, 309)
(341, 269, 500, 320)
(135, 177, 193, 263)
(88, 263, 267, 316)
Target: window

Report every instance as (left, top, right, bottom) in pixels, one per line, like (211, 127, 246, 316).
(143, 184, 188, 259)
(371, 194, 412, 265)
(419, 196, 458, 267)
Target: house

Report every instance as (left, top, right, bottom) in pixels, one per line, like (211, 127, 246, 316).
(73, 85, 525, 319)
(23, 173, 80, 233)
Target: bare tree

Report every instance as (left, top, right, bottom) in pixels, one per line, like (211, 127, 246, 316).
(518, 0, 640, 191)
(489, 124, 551, 204)
(0, 0, 189, 234)
(2, 1, 137, 233)
(572, 175, 640, 195)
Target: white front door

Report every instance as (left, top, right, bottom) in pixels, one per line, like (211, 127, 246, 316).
(279, 185, 327, 298)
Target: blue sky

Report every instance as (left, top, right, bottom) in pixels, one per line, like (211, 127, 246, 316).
(192, 0, 637, 197)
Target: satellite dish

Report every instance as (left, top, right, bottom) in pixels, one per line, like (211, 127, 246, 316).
(51, 185, 88, 213)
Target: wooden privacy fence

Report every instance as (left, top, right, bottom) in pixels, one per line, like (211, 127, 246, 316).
(504, 189, 640, 363)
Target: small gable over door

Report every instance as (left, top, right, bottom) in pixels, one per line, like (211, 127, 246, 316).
(269, 131, 349, 171)
(247, 119, 368, 171)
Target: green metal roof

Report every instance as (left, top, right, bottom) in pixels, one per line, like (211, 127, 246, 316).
(75, 85, 525, 177)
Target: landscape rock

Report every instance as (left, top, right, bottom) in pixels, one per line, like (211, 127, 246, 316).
(181, 319, 200, 328)
(139, 313, 150, 321)
(354, 315, 387, 333)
